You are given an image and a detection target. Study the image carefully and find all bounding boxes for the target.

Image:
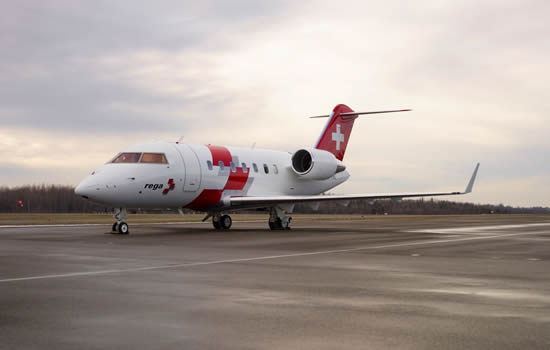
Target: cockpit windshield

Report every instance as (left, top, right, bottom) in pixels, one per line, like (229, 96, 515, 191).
(111, 152, 141, 163)
(140, 153, 168, 164)
(110, 152, 168, 164)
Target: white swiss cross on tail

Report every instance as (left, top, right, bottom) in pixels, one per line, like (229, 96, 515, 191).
(314, 104, 356, 161)
(332, 124, 344, 151)
(314, 104, 411, 161)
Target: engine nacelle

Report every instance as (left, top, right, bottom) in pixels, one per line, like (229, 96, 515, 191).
(290, 148, 345, 180)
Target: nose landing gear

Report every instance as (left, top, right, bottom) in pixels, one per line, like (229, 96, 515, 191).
(112, 208, 129, 234)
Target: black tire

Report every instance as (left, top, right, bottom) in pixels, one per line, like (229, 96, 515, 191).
(220, 215, 232, 230)
(112, 222, 118, 232)
(269, 218, 283, 230)
(283, 217, 292, 230)
(280, 220, 289, 230)
(118, 222, 129, 234)
(212, 218, 221, 230)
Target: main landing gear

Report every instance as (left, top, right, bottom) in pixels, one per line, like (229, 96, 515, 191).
(112, 208, 129, 234)
(209, 207, 291, 231)
(268, 207, 292, 230)
(212, 214, 232, 230)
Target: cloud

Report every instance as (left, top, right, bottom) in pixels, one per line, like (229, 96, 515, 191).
(0, 0, 291, 134)
(0, 0, 549, 206)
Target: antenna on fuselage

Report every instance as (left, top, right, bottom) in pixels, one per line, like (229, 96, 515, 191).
(177, 136, 184, 143)
(251, 142, 256, 150)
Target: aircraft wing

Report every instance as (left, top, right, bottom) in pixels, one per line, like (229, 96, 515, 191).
(230, 163, 480, 208)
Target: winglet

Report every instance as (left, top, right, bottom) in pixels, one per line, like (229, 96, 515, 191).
(464, 163, 480, 194)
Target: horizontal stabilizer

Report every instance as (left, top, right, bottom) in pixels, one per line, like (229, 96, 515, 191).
(310, 109, 411, 119)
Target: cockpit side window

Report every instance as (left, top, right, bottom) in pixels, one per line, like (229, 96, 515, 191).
(111, 152, 141, 163)
(140, 153, 168, 164)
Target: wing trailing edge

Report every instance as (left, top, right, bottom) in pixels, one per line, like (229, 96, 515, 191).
(229, 163, 480, 208)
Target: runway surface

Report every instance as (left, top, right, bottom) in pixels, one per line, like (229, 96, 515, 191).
(1, 215, 549, 349)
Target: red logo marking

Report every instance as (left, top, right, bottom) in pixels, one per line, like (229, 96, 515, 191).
(162, 178, 175, 195)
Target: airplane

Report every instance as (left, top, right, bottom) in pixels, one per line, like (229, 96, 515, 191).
(75, 104, 480, 234)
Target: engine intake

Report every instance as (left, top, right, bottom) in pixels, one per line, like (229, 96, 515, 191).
(291, 148, 345, 180)
(292, 149, 313, 174)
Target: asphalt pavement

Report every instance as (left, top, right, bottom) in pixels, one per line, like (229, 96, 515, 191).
(0, 215, 549, 349)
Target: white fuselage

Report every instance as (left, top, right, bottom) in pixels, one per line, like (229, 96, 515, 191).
(75, 141, 350, 211)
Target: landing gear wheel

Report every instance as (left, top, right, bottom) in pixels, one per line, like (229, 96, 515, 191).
(220, 215, 232, 230)
(269, 217, 291, 230)
(284, 217, 291, 230)
(112, 208, 129, 235)
(117, 222, 129, 234)
(212, 218, 221, 230)
(268, 207, 291, 231)
(269, 218, 286, 230)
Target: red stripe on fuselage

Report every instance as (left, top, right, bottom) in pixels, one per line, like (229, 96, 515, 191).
(185, 189, 223, 211)
(224, 167, 249, 190)
(184, 145, 250, 211)
(207, 145, 232, 166)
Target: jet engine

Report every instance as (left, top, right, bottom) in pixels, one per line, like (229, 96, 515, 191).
(290, 148, 346, 180)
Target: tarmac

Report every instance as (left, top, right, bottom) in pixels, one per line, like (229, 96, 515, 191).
(0, 215, 549, 349)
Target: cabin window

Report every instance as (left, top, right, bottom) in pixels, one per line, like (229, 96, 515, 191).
(230, 162, 236, 173)
(253, 163, 258, 173)
(242, 163, 248, 173)
(207, 160, 213, 170)
(218, 161, 225, 170)
(263, 164, 269, 174)
(140, 153, 168, 164)
(111, 152, 141, 163)
(273, 164, 279, 174)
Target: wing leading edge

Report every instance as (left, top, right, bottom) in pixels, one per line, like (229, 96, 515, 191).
(230, 163, 480, 208)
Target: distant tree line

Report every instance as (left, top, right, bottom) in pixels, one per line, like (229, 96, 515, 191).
(0, 185, 105, 213)
(1, 185, 548, 215)
(294, 198, 550, 215)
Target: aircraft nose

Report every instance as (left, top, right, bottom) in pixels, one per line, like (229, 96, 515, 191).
(75, 180, 98, 199)
(74, 182, 87, 198)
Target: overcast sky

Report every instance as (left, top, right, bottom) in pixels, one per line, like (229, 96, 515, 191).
(1, 0, 549, 206)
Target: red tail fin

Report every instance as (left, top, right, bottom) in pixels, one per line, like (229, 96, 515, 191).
(314, 104, 357, 160)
